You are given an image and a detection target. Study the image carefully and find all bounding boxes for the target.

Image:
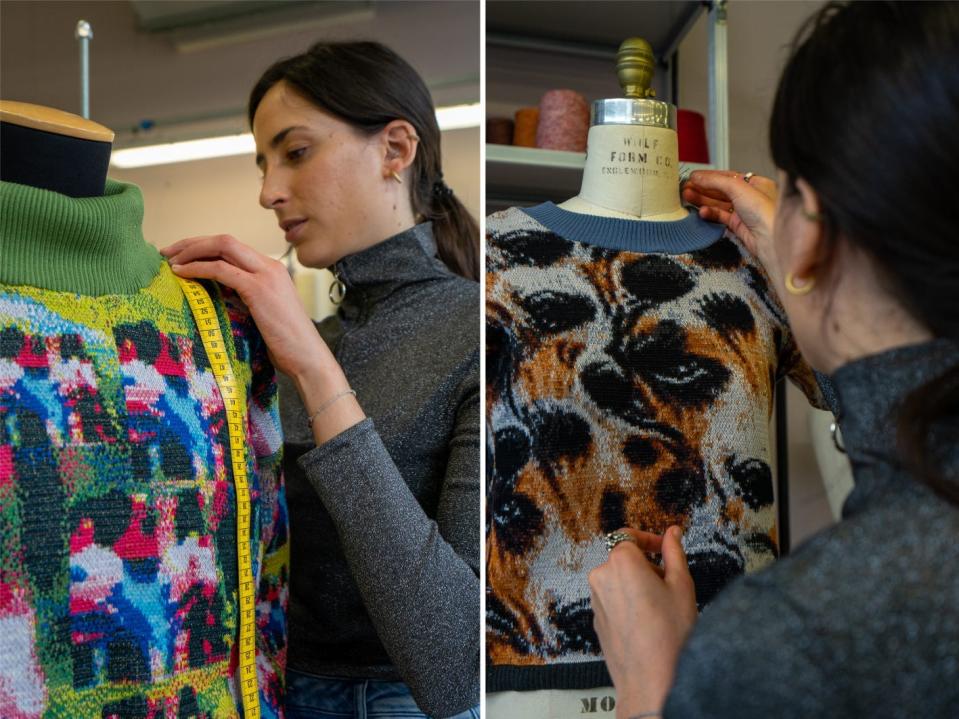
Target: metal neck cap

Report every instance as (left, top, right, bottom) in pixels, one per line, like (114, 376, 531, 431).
(591, 98, 676, 129)
(591, 36, 676, 129)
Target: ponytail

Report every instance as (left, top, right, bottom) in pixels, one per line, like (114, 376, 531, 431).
(418, 175, 479, 282)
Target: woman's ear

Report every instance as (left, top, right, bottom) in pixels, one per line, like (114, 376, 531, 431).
(787, 177, 826, 283)
(381, 119, 419, 180)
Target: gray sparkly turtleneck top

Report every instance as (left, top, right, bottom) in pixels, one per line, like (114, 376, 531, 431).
(277, 223, 480, 717)
(665, 338, 959, 718)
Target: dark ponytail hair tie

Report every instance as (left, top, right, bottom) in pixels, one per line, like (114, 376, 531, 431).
(432, 179, 454, 200)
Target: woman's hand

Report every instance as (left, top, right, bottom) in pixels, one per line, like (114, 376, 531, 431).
(162, 235, 366, 444)
(682, 170, 778, 265)
(589, 526, 698, 719)
(162, 235, 331, 382)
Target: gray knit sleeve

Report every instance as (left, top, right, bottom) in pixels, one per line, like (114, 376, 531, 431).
(295, 379, 480, 717)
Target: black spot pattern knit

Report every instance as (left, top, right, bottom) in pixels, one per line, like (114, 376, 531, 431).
(486, 203, 826, 692)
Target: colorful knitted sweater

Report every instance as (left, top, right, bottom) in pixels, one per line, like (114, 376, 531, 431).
(485, 203, 824, 691)
(0, 180, 288, 718)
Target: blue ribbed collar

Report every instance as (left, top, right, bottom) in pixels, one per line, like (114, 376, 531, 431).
(521, 202, 726, 253)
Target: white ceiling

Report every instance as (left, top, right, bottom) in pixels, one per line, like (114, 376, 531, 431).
(1, 0, 480, 146)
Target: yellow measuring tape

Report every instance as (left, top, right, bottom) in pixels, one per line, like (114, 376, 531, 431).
(177, 276, 260, 719)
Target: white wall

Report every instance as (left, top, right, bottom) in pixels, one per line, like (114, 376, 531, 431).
(677, 0, 824, 177)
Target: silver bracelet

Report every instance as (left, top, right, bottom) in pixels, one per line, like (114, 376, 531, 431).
(306, 388, 356, 429)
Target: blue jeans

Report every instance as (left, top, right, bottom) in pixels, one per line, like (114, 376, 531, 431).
(285, 669, 480, 719)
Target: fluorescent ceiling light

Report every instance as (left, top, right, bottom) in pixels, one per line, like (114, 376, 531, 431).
(111, 133, 255, 168)
(110, 103, 481, 168)
(436, 103, 481, 131)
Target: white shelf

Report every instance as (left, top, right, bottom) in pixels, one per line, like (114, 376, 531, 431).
(485, 1, 725, 207)
(485, 145, 585, 202)
(486, 144, 712, 204)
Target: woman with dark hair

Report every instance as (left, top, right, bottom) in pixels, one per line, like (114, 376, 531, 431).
(162, 41, 480, 718)
(587, 2, 959, 717)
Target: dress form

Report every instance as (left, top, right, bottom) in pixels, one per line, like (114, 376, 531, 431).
(487, 38, 679, 719)
(559, 38, 687, 222)
(0, 100, 113, 197)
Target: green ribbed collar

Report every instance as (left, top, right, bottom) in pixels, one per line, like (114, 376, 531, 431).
(0, 179, 161, 295)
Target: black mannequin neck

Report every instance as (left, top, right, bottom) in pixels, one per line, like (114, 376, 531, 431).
(0, 121, 111, 197)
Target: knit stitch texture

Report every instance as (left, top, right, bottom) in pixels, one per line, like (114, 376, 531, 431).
(485, 205, 824, 692)
(0, 179, 162, 295)
(0, 180, 288, 718)
(280, 223, 480, 717)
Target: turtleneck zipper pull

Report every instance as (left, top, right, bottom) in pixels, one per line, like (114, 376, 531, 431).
(329, 264, 347, 305)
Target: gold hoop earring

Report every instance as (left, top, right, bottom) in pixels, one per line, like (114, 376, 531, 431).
(390, 171, 403, 184)
(785, 272, 815, 296)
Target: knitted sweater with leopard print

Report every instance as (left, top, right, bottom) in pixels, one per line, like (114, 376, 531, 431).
(486, 202, 824, 691)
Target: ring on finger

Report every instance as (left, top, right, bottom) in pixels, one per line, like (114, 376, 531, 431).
(605, 531, 637, 553)
(743, 171, 755, 183)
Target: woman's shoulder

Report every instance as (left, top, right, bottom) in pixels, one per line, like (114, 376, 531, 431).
(756, 486, 955, 597)
(417, 268, 480, 317)
(420, 277, 480, 351)
(671, 497, 959, 714)
(692, 488, 959, 660)
(378, 270, 479, 367)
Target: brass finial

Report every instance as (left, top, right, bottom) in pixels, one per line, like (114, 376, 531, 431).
(617, 37, 656, 99)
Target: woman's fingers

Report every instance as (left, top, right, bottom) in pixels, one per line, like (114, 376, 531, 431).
(687, 170, 779, 258)
(687, 170, 752, 205)
(164, 235, 264, 273)
(169, 258, 254, 294)
(689, 168, 741, 181)
(161, 235, 266, 274)
(697, 204, 735, 226)
(682, 187, 733, 212)
(612, 526, 665, 555)
(160, 236, 216, 261)
(604, 528, 667, 579)
(662, 526, 693, 589)
(682, 183, 733, 204)
(688, 169, 778, 206)
(165, 234, 338, 389)
(648, 562, 666, 579)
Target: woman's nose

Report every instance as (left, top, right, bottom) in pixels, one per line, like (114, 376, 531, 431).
(259, 173, 288, 210)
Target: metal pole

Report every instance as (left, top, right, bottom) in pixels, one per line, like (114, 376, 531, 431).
(707, 0, 729, 169)
(75, 20, 93, 119)
(775, 378, 791, 556)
